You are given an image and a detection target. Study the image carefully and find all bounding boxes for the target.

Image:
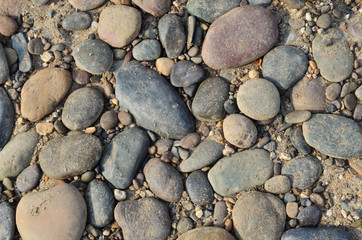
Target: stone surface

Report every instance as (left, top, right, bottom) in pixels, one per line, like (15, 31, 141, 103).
(282, 228, 352, 240)
(303, 114, 362, 159)
(114, 198, 171, 240)
(62, 12, 92, 31)
(286, 202, 299, 218)
(185, 171, 214, 206)
(326, 83, 341, 101)
(69, 0, 106, 11)
(4, 47, 17, 67)
(248, 0, 272, 7)
(237, 78, 280, 121)
(290, 126, 311, 155)
(132, 40, 161, 61)
(316, 14, 332, 29)
(347, 21, 362, 41)
(170, 60, 204, 87)
(223, 114, 257, 148)
(178, 227, 236, 240)
(285, 111, 311, 124)
(284, 0, 306, 9)
(0, 0, 23, 16)
(16, 184, 87, 240)
(262, 46, 308, 90)
(100, 127, 150, 189)
(202, 5, 278, 69)
(0, 202, 15, 240)
(115, 61, 195, 139)
(208, 149, 273, 196)
(213, 201, 227, 227)
(291, 77, 326, 111)
(39, 133, 103, 179)
(177, 217, 194, 235)
(0, 15, 18, 37)
(180, 133, 201, 149)
(72, 69, 90, 85)
(11, 32, 31, 72)
(297, 205, 322, 226)
(21, 68, 72, 122)
(100, 110, 118, 130)
(264, 175, 291, 194)
(233, 191, 286, 240)
(27, 38, 44, 55)
(133, 0, 171, 17)
(349, 159, 362, 176)
(16, 165, 41, 192)
(32, 0, 49, 5)
(156, 57, 175, 76)
(0, 87, 14, 148)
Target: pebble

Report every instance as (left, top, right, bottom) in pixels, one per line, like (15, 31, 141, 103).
(69, 0, 106, 11)
(0, 202, 15, 239)
(284, 0, 306, 9)
(344, 93, 357, 110)
(180, 133, 201, 149)
(185, 171, 214, 206)
(114, 189, 127, 201)
(297, 205, 322, 227)
(290, 126, 311, 155)
(326, 83, 342, 101)
(316, 14, 332, 28)
(27, 38, 44, 55)
(11, 32, 32, 72)
(176, 217, 193, 235)
(340, 82, 358, 98)
(347, 21, 362, 41)
(178, 227, 236, 240)
(32, 0, 49, 5)
(156, 57, 175, 76)
(72, 69, 90, 85)
(132, 0, 171, 17)
(62, 12, 92, 31)
(132, 39, 161, 61)
(170, 60, 204, 87)
(310, 193, 324, 207)
(224, 99, 239, 114)
(264, 175, 291, 194)
(282, 228, 353, 240)
(285, 111, 311, 124)
(0, 87, 14, 148)
(223, 114, 257, 148)
(100, 110, 118, 130)
(284, 192, 297, 203)
(248, 0, 272, 7)
(0, 15, 18, 37)
(81, 171, 95, 183)
(291, 77, 326, 111)
(286, 202, 299, 218)
(0, 45, 10, 86)
(16, 165, 41, 192)
(118, 111, 132, 125)
(114, 198, 170, 240)
(289, 18, 305, 29)
(35, 122, 54, 135)
(354, 104, 362, 122)
(4, 47, 18, 66)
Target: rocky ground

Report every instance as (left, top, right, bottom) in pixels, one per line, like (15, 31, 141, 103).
(0, 0, 361, 240)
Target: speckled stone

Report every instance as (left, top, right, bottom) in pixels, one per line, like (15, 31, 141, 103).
(297, 205, 322, 227)
(133, 0, 171, 17)
(0, 87, 14, 148)
(0, 43, 9, 84)
(291, 77, 326, 111)
(264, 175, 291, 194)
(290, 126, 311, 155)
(62, 12, 92, 31)
(170, 60, 205, 87)
(0, 202, 15, 240)
(178, 227, 236, 240)
(185, 171, 214, 206)
(282, 228, 352, 240)
(223, 114, 257, 148)
(16, 165, 41, 192)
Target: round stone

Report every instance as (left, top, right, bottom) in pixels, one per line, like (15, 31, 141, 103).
(27, 38, 44, 55)
(286, 202, 299, 218)
(297, 205, 322, 227)
(72, 69, 90, 85)
(156, 57, 175, 76)
(100, 110, 118, 130)
(16, 165, 41, 192)
(326, 83, 341, 101)
(118, 111, 132, 125)
(316, 14, 332, 29)
(264, 175, 291, 194)
(178, 227, 236, 240)
(62, 12, 92, 31)
(291, 77, 326, 111)
(69, 0, 106, 11)
(170, 60, 205, 87)
(185, 171, 214, 206)
(223, 114, 257, 148)
(132, 39, 161, 61)
(0, 15, 18, 37)
(180, 133, 201, 149)
(176, 217, 194, 235)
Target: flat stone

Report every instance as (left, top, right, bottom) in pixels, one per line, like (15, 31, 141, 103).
(11, 33, 31, 72)
(180, 133, 201, 149)
(62, 12, 92, 31)
(285, 111, 311, 124)
(223, 114, 257, 148)
(16, 184, 87, 240)
(233, 192, 286, 240)
(4, 47, 17, 66)
(69, 0, 105, 11)
(39, 133, 103, 179)
(248, 0, 272, 7)
(281, 156, 322, 189)
(282, 228, 353, 240)
(0, 129, 38, 180)
(21, 68, 72, 122)
(237, 78, 280, 121)
(185, 171, 214, 206)
(202, 5, 278, 69)
(73, 39, 113, 74)
(114, 198, 170, 240)
(290, 126, 311, 155)
(100, 127, 150, 189)
(16, 165, 41, 192)
(297, 205, 322, 226)
(62, 87, 104, 130)
(291, 77, 326, 111)
(0, 202, 14, 239)
(115, 61, 195, 139)
(0, 15, 18, 37)
(208, 149, 273, 196)
(264, 175, 291, 194)
(27, 38, 44, 55)
(326, 83, 341, 101)
(284, 0, 306, 9)
(262, 46, 308, 90)
(178, 227, 236, 240)
(316, 14, 332, 29)
(347, 21, 362, 41)
(213, 201, 227, 227)
(170, 60, 205, 87)
(0, 87, 14, 148)
(312, 28, 353, 82)
(133, 0, 171, 17)
(179, 140, 224, 172)
(144, 158, 184, 202)
(132, 39, 161, 61)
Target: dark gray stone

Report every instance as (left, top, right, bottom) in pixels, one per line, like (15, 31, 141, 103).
(0, 88, 14, 148)
(62, 12, 92, 31)
(297, 205, 322, 227)
(248, 0, 272, 7)
(213, 201, 227, 227)
(316, 14, 332, 29)
(115, 61, 195, 139)
(0, 43, 9, 84)
(290, 126, 311, 155)
(132, 40, 161, 61)
(224, 99, 238, 114)
(186, 171, 213, 206)
(284, 0, 306, 9)
(16, 165, 41, 192)
(0, 202, 14, 239)
(11, 33, 32, 73)
(170, 60, 205, 87)
(27, 38, 44, 55)
(282, 228, 352, 240)
(100, 127, 150, 189)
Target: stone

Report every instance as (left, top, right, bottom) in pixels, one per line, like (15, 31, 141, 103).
(0, 15, 18, 37)
(133, 0, 171, 17)
(100, 127, 150, 189)
(114, 198, 170, 240)
(185, 171, 214, 206)
(192, 77, 229, 122)
(100, 110, 118, 130)
(262, 46, 308, 90)
(39, 133, 103, 179)
(69, 0, 106, 11)
(237, 78, 280, 121)
(284, 0, 306, 9)
(32, 0, 49, 5)
(281, 228, 353, 240)
(178, 227, 236, 240)
(208, 149, 273, 196)
(289, 18, 305, 29)
(0, 43, 9, 85)
(118, 111, 132, 125)
(0, 202, 14, 239)
(179, 140, 224, 172)
(98, 5, 141, 48)
(340, 82, 358, 98)
(180, 133, 201, 149)
(21, 68, 72, 122)
(16, 165, 41, 192)
(354, 104, 362, 122)
(176, 217, 193, 235)
(326, 83, 341, 101)
(264, 175, 291, 194)
(223, 114, 257, 148)
(316, 14, 332, 29)
(347, 21, 362, 41)
(297, 205, 322, 226)
(115, 61, 195, 139)
(0, 0, 23, 16)
(214, 201, 227, 227)
(4, 47, 17, 66)
(0, 87, 14, 148)
(349, 159, 362, 176)
(291, 77, 326, 111)
(233, 192, 286, 240)
(62, 12, 92, 31)
(16, 184, 87, 240)
(312, 28, 353, 82)
(303, 114, 362, 159)
(0, 129, 38, 180)
(156, 58, 175, 76)
(248, 0, 272, 7)
(85, 179, 115, 228)
(281, 156, 322, 189)
(290, 126, 311, 155)
(132, 40, 161, 61)
(72, 69, 90, 85)
(286, 202, 299, 218)
(36, 122, 54, 135)
(28, 38, 45, 56)
(73, 40, 113, 74)
(170, 60, 205, 87)
(344, 93, 357, 110)
(11, 33, 31, 72)
(62, 87, 104, 130)
(202, 5, 278, 69)
(285, 111, 311, 124)
(158, 14, 186, 59)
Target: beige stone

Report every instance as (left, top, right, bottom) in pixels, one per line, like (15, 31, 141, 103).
(36, 122, 54, 135)
(156, 57, 175, 76)
(178, 227, 236, 240)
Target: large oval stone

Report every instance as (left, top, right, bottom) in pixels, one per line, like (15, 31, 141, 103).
(39, 133, 103, 179)
(20, 68, 72, 122)
(178, 227, 236, 240)
(0, 202, 15, 240)
(69, 0, 105, 11)
(16, 184, 87, 240)
(208, 149, 273, 196)
(202, 5, 278, 69)
(0, 43, 9, 84)
(0, 87, 14, 148)
(133, 0, 171, 17)
(281, 228, 352, 240)
(115, 61, 195, 139)
(302, 114, 362, 159)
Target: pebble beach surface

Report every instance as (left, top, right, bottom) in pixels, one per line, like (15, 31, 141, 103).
(0, 0, 361, 240)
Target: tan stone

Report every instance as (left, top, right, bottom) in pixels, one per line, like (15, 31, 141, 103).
(349, 159, 362, 176)
(156, 58, 175, 76)
(178, 227, 236, 240)
(36, 122, 54, 135)
(0, 16, 18, 37)
(223, 114, 257, 148)
(286, 202, 299, 218)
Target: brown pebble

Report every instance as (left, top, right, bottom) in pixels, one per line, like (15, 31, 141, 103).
(54, 120, 67, 134)
(0, 16, 18, 37)
(309, 60, 317, 70)
(160, 151, 173, 163)
(156, 57, 175, 77)
(180, 133, 201, 149)
(72, 69, 90, 85)
(310, 193, 325, 207)
(286, 202, 299, 218)
(36, 122, 54, 135)
(100, 110, 118, 130)
(224, 219, 232, 232)
(117, 111, 132, 125)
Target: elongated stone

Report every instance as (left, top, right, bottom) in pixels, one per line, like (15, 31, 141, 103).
(0, 43, 9, 84)
(0, 87, 14, 148)
(11, 32, 31, 72)
(282, 228, 352, 240)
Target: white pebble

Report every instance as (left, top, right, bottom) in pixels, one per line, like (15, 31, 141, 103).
(195, 209, 203, 218)
(114, 189, 127, 201)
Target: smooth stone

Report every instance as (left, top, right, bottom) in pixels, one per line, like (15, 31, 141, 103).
(32, 0, 49, 5)
(185, 171, 214, 206)
(347, 21, 362, 41)
(286, 202, 299, 218)
(264, 175, 291, 194)
(316, 14, 332, 28)
(170, 60, 205, 87)
(284, 0, 306, 9)
(233, 192, 286, 240)
(62, 87, 104, 130)
(177, 217, 193, 235)
(98, 5, 141, 48)
(291, 77, 326, 111)
(62, 12, 92, 31)
(282, 228, 353, 240)
(290, 126, 311, 155)
(100, 110, 118, 130)
(281, 156, 322, 189)
(155, 139, 173, 154)
(144, 158, 184, 202)
(27, 38, 44, 55)
(213, 201, 227, 227)
(237, 78, 280, 121)
(354, 104, 362, 122)
(0, 129, 38, 180)
(223, 114, 257, 148)
(114, 198, 170, 240)
(158, 14, 186, 59)
(133, 0, 171, 17)
(312, 28, 353, 82)
(192, 77, 229, 122)
(69, 0, 105, 11)
(4, 47, 17, 66)
(355, 85, 362, 101)
(11, 33, 31, 72)
(21, 68, 72, 122)
(179, 140, 224, 172)
(248, 0, 272, 7)
(289, 18, 305, 29)
(0, 202, 14, 239)
(340, 82, 358, 98)
(297, 205, 322, 226)
(344, 93, 357, 110)
(100, 127, 150, 189)
(178, 227, 236, 240)
(132, 40, 161, 61)
(202, 5, 278, 69)
(16, 165, 41, 192)
(0, 15, 17, 37)
(115, 61, 195, 139)
(0, 87, 14, 148)
(73, 39, 113, 74)
(224, 99, 239, 114)
(72, 69, 90, 85)
(262, 46, 308, 90)
(302, 114, 362, 159)
(349, 158, 362, 176)
(39, 133, 103, 179)
(16, 184, 87, 240)
(180, 133, 201, 149)
(156, 57, 175, 76)
(0, 0, 23, 17)
(326, 83, 341, 101)
(85, 179, 115, 228)
(208, 149, 273, 196)
(285, 111, 311, 124)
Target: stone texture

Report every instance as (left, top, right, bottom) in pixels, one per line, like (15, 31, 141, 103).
(282, 228, 352, 240)
(0, 87, 14, 148)
(285, 111, 311, 124)
(0, 202, 15, 240)
(0, 0, 23, 16)
(62, 12, 92, 31)
(0, 43, 10, 84)
(185, 171, 214, 206)
(223, 114, 257, 148)
(347, 21, 362, 41)
(297, 205, 322, 226)
(132, 39, 161, 61)
(264, 175, 291, 194)
(178, 227, 236, 240)
(290, 126, 311, 155)
(11, 32, 31, 72)
(0, 15, 18, 37)
(133, 0, 171, 17)
(291, 77, 326, 111)
(28, 38, 44, 55)
(16, 165, 41, 192)
(69, 0, 106, 11)
(170, 60, 205, 87)
(156, 57, 175, 76)
(100, 110, 118, 130)
(284, 0, 306, 9)
(180, 133, 201, 149)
